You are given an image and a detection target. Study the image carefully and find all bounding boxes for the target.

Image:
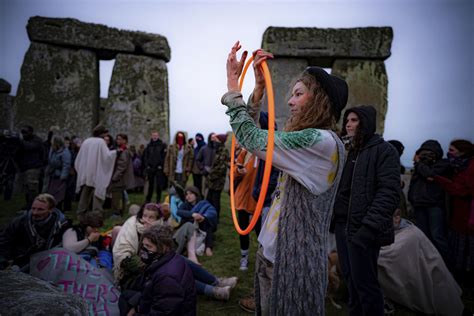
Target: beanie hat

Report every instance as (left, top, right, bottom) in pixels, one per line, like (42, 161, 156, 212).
(185, 186, 201, 199)
(304, 67, 348, 122)
(216, 134, 228, 144)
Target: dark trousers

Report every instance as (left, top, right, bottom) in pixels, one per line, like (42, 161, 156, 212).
(414, 206, 449, 262)
(62, 174, 77, 212)
(146, 170, 166, 203)
(192, 173, 203, 195)
(199, 219, 214, 249)
(206, 189, 221, 221)
(335, 223, 384, 316)
(238, 210, 261, 250)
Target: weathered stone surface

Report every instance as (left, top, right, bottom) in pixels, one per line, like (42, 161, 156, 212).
(104, 54, 169, 146)
(27, 16, 171, 61)
(15, 42, 99, 140)
(0, 270, 88, 315)
(262, 58, 308, 130)
(332, 59, 388, 134)
(262, 27, 393, 61)
(0, 94, 15, 130)
(0, 79, 12, 93)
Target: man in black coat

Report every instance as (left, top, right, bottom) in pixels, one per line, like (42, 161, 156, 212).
(16, 125, 46, 209)
(408, 139, 451, 262)
(333, 105, 400, 316)
(143, 131, 167, 203)
(0, 193, 68, 271)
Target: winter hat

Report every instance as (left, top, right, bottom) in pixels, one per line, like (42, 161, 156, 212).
(216, 134, 228, 144)
(417, 140, 443, 160)
(185, 185, 201, 199)
(304, 67, 348, 122)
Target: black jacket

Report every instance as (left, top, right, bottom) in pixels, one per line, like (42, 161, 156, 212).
(17, 134, 45, 171)
(143, 139, 167, 171)
(123, 252, 196, 316)
(0, 209, 68, 269)
(408, 140, 451, 208)
(333, 106, 401, 249)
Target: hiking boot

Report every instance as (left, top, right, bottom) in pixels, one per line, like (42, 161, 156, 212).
(240, 256, 248, 271)
(212, 285, 231, 301)
(238, 295, 256, 313)
(217, 276, 238, 289)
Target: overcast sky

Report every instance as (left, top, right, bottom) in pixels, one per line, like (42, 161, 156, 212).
(1, 0, 473, 165)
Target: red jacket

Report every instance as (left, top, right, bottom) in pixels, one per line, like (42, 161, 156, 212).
(434, 159, 474, 234)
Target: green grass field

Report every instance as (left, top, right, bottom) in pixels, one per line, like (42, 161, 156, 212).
(1, 191, 473, 315)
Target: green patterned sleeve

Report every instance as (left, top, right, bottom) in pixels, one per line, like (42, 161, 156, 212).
(222, 91, 323, 152)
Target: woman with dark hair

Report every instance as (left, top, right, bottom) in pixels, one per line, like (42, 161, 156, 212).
(433, 139, 474, 285)
(223, 42, 347, 315)
(62, 211, 112, 269)
(119, 224, 196, 316)
(104, 134, 116, 150)
(334, 106, 400, 316)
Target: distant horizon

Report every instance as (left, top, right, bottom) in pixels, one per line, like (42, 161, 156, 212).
(1, 0, 472, 166)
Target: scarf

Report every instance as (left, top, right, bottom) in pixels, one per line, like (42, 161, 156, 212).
(269, 132, 345, 316)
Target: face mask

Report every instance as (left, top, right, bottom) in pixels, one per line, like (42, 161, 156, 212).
(140, 247, 158, 265)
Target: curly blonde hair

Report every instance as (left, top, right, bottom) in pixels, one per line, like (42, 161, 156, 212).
(284, 73, 337, 132)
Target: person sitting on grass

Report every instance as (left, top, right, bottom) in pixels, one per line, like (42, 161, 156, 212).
(119, 224, 196, 316)
(113, 202, 238, 301)
(0, 193, 68, 272)
(177, 186, 218, 257)
(62, 211, 113, 270)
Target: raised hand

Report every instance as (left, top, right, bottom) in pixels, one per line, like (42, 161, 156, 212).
(226, 41, 248, 91)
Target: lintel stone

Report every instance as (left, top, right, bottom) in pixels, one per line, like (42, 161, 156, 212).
(262, 27, 393, 61)
(27, 16, 171, 61)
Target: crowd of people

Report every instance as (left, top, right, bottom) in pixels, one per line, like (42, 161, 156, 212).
(0, 42, 472, 315)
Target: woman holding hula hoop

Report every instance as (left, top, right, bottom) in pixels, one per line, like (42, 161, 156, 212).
(222, 41, 348, 315)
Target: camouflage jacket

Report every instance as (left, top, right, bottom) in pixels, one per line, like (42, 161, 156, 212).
(206, 144, 229, 191)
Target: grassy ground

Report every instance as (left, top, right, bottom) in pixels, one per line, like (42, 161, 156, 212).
(1, 191, 473, 315)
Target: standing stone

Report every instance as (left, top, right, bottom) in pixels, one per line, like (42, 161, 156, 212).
(104, 54, 169, 146)
(15, 42, 99, 140)
(264, 59, 308, 130)
(332, 59, 388, 134)
(0, 79, 14, 130)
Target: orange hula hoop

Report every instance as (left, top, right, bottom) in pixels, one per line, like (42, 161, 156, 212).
(230, 55, 275, 236)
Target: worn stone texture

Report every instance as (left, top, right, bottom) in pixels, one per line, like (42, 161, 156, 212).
(262, 27, 393, 61)
(261, 58, 309, 130)
(0, 78, 12, 93)
(0, 270, 88, 315)
(14, 42, 99, 140)
(104, 54, 169, 146)
(332, 59, 389, 134)
(0, 94, 15, 130)
(27, 16, 171, 61)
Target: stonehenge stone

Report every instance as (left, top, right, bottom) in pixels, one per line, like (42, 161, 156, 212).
(332, 59, 388, 134)
(0, 94, 15, 131)
(14, 42, 99, 140)
(0, 79, 12, 93)
(260, 26, 392, 133)
(0, 79, 14, 130)
(27, 16, 170, 61)
(104, 54, 169, 146)
(262, 27, 393, 63)
(0, 270, 88, 315)
(264, 58, 309, 130)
